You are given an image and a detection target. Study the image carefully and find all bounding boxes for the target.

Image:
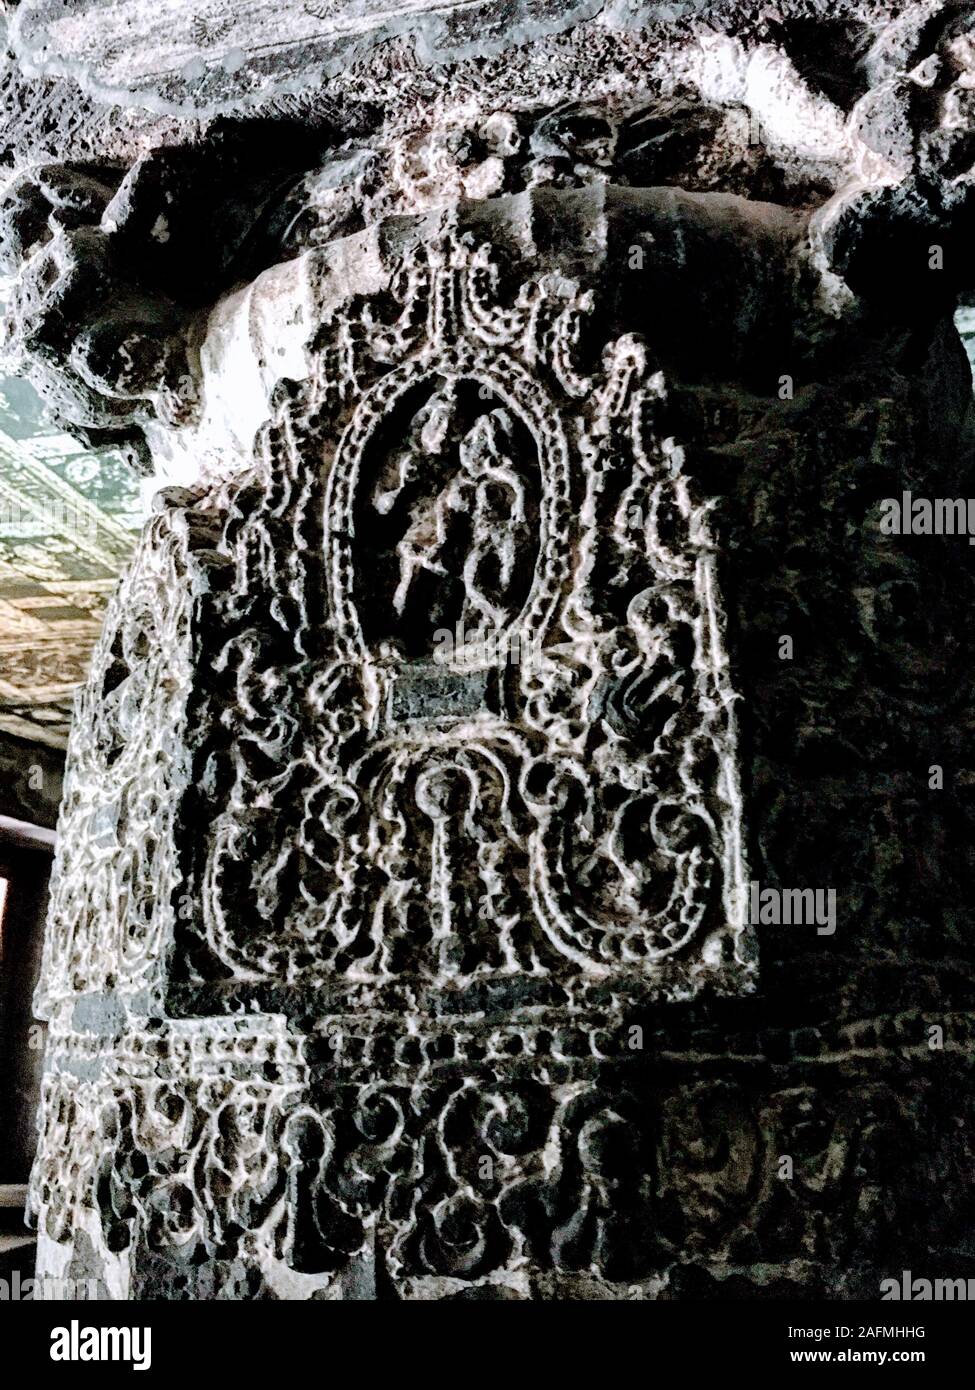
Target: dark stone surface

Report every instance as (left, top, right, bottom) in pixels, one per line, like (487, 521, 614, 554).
(0, 734, 64, 828)
(4, 0, 975, 1300)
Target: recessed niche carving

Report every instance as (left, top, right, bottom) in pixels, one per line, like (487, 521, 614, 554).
(352, 379, 541, 662)
(129, 219, 754, 995)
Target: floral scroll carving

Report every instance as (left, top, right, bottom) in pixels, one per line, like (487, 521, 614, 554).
(179, 223, 751, 996)
(30, 205, 758, 1299)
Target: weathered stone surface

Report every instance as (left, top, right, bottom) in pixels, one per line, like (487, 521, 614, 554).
(4, 0, 975, 1299)
(10, 0, 606, 113)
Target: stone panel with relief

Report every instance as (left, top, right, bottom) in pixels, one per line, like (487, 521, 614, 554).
(6, 0, 975, 1301)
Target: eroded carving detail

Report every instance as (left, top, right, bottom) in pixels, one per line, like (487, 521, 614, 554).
(177, 226, 750, 996)
(12, 0, 975, 1308)
(32, 1009, 966, 1298)
(29, 217, 753, 1297)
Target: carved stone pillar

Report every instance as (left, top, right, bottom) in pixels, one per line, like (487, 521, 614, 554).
(6, 2, 975, 1300)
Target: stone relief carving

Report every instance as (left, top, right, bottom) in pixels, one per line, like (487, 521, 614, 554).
(168, 221, 750, 998)
(11, 0, 975, 1304)
(28, 204, 756, 1297)
(35, 500, 224, 1007)
(31, 1009, 974, 1298)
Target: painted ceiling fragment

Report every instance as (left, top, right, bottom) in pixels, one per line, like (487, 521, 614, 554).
(0, 367, 143, 748)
